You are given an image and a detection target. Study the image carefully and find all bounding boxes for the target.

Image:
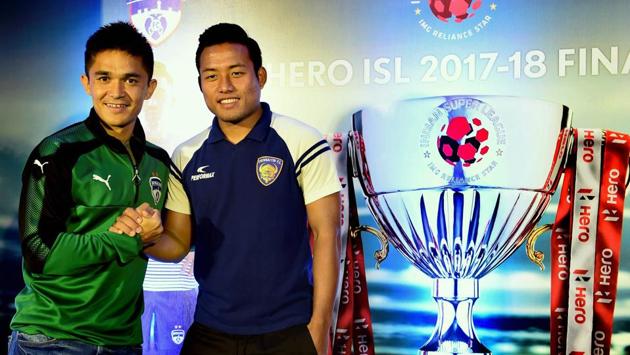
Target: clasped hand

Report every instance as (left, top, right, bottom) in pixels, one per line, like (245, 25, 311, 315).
(109, 202, 163, 245)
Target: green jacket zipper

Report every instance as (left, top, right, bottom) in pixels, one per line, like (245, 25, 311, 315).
(132, 163, 141, 204)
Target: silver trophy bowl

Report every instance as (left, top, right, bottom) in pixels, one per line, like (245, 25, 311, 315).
(349, 96, 572, 354)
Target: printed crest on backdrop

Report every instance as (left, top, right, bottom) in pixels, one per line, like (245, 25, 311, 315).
(149, 173, 162, 206)
(128, 0, 182, 46)
(256, 156, 283, 186)
(170, 325, 185, 344)
(409, 0, 497, 40)
(419, 97, 506, 185)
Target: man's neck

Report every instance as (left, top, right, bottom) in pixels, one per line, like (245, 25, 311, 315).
(218, 107, 263, 144)
(100, 121, 135, 143)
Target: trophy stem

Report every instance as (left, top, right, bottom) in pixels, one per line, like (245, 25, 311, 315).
(419, 278, 490, 355)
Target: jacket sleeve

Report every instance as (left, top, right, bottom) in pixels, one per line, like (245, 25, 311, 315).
(41, 231, 143, 275)
(19, 143, 143, 275)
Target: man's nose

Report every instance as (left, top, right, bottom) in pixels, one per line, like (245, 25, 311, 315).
(109, 80, 125, 98)
(218, 75, 235, 92)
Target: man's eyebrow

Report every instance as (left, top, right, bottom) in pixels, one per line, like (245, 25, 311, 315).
(93, 71, 142, 79)
(201, 63, 247, 72)
(122, 73, 142, 79)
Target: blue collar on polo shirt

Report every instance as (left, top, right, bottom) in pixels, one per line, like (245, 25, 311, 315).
(207, 102, 273, 144)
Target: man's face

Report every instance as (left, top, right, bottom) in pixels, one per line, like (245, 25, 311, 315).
(198, 43, 266, 125)
(81, 49, 156, 139)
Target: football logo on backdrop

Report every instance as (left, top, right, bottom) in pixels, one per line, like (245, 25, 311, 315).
(429, 0, 482, 23)
(437, 116, 489, 167)
(419, 97, 506, 184)
(256, 156, 283, 186)
(149, 174, 162, 206)
(128, 0, 182, 46)
(409, 0, 497, 40)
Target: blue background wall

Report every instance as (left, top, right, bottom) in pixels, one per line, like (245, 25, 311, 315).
(1, 1, 629, 354)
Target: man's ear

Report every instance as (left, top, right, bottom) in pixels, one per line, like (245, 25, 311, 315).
(257, 66, 267, 88)
(80, 74, 91, 95)
(144, 78, 158, 100)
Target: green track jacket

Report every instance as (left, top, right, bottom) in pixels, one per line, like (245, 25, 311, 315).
(11, 109, 171, 346)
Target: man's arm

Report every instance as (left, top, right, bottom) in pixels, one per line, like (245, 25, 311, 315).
(19, 148, 143, 275)
(40, 231, 143, 275)
(144, 209, 192, 261)
(306, 192, 341, 355)
(110, 206, 192, 262)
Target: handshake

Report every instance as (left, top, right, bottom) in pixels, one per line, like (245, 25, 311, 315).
(110, 202, 164, 246)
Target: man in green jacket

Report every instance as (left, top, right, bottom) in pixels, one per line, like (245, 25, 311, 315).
(8, 22, 170, 354)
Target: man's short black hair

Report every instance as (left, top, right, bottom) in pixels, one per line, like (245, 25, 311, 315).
(84, 21, 154, 81)
(195, 23, 262, 74)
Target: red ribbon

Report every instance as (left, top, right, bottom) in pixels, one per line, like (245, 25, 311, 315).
(331, 140, 376, 355)
(551, 129, 629, 355)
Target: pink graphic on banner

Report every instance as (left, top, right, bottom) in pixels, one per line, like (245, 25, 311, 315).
(429, 0, 482, 23)
(437, 116, 490, 167)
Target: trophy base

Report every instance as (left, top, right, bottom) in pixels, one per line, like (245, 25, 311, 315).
(418, 337, 492, 354)
(418, 279, 491, 355)
(418, 338, 491, 355)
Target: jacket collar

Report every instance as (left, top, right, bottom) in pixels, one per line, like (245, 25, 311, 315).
(84, 108, 146, 163)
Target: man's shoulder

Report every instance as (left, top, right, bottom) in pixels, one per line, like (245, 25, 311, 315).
(269, 112, 323, 145)
(34, 120, 92, 157)
(171, 127, 211, 164)
(270, 112, 320, 135)
(144, 141, 171, 167)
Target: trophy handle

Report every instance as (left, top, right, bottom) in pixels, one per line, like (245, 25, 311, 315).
(525, 224, 553, 271)
(526, 156, 628, 271)
(347, 131, 359, 178)
(350, 225, 389, 270)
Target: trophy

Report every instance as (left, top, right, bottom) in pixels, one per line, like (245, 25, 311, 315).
(349, 96, 572, 354)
